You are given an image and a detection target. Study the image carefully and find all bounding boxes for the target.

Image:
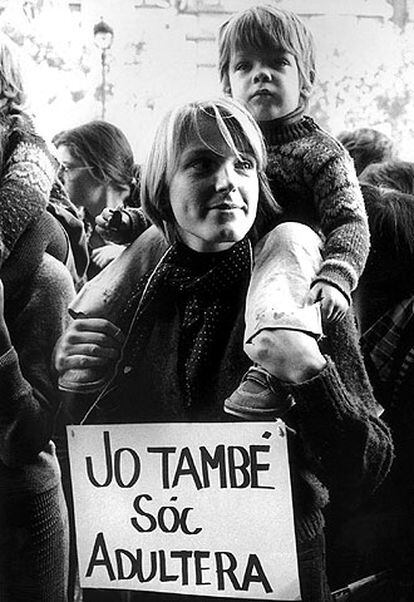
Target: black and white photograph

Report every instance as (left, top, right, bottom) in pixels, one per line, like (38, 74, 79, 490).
(0, 1, 413, 600)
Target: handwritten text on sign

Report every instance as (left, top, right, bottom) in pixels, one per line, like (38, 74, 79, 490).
(67, 422, 300, 600)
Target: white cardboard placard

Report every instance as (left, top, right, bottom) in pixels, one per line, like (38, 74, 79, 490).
(67, 421, 300, 600)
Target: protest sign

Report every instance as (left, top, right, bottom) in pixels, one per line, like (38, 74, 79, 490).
(67, 421, 300, 600)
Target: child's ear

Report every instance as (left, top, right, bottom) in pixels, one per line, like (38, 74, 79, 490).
(159, 188, 174, 222)
(300, 70, 316, 103)
(309, 69, 316, 86)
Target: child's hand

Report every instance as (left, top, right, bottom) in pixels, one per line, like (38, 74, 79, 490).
(306, 282, 349, 323)
(91, 244, 125, 270)
(95, 208, 131, 244)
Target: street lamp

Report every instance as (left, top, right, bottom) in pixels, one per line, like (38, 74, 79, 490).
(93, 18, 114, 120)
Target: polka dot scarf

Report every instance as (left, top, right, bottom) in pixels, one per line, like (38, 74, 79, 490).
(168, 239, 252, 408)
(123, 237, 252, 409)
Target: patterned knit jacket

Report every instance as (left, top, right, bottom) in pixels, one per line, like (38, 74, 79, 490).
(259, 113, 370, 303)
(0, 111, 57, 268)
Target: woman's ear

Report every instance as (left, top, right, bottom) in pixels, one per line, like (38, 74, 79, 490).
(159, 187, 174, 222)
(222, 75, 232, 96)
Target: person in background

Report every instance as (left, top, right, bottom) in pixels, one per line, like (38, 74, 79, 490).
(0, 35, 88, 290)
(53, 121, 142, 280)
(53, 120, 144, 599)
(359, 159, 414, 195)
(0, 36, 81, 601)
(0, 36, 61, 272)
(356, 184, 414, 332)
(337, 128, 397, 176)
(0, 213, 75, 600)
(54, 98, 393, 602)
(326, 184, 414, 600)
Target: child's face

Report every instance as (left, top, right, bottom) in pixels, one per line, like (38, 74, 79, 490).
(168, 116, 259, 253)
(228, 48, 301, 121)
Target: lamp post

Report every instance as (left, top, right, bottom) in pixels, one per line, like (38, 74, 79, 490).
(93, 18, 114, 120)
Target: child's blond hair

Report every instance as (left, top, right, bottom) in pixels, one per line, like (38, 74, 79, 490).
(218, 5, 316, 108)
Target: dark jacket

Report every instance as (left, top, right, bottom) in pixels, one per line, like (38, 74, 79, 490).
(61, 226, 393, 544)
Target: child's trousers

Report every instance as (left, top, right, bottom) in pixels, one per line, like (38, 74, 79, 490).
(245, 222, 324, 359)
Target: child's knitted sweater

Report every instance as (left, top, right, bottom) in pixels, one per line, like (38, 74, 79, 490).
(0, 111, 57, 268)
(259, 112, 369, 303)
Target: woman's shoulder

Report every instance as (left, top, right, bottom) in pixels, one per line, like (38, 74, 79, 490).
(68, 225, 168, 323)
(100, 224, 168, 285)
(129, 224, 169, 268)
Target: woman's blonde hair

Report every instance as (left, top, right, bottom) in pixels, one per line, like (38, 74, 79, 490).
(141, 97, 281, 243)
(0, 37, 27, 113)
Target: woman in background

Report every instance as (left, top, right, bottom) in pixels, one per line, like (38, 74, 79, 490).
(0, 217, 75, 600)
(54, 121, 143, 280)
(0, 36, 60, 270)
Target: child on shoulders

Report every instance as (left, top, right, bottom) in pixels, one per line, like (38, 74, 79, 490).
(95, 5, 371, 421)
(217, 4, 370, 417)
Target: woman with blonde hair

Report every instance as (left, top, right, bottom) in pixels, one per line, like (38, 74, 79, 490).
(55, 98, 393, 602)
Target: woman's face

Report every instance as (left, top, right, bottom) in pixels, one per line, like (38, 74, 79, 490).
(57, 145, 106, 217)
(168, 116, 259, 252)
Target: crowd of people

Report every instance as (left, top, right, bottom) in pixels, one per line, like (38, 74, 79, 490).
(1, 5, 413, 602)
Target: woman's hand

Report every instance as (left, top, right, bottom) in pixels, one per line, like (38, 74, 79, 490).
(54, 317, 125, 378)
(306, 282, 349, 323)
(0, 280, 12, 355)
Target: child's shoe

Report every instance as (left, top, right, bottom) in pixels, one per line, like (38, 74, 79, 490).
(224, 365, 295, 420)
